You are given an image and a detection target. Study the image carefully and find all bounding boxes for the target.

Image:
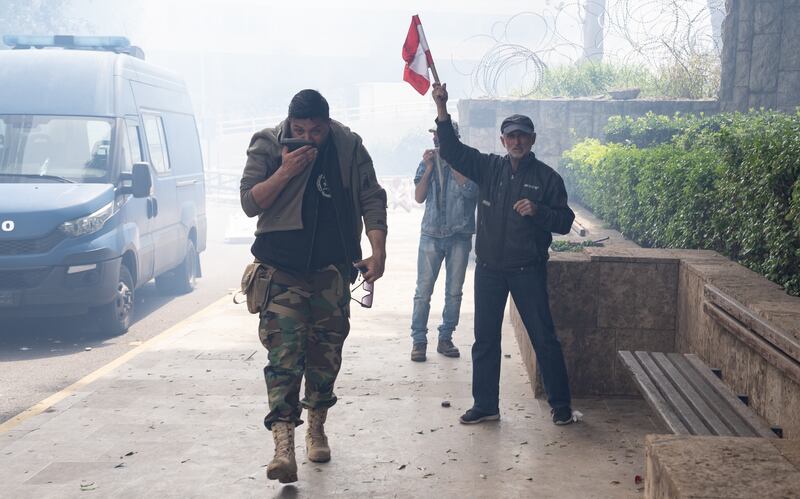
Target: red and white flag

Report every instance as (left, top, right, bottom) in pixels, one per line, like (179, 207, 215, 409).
(402, 15, 435, 95)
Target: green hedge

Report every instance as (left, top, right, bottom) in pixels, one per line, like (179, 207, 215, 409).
(560, 111, 800, 295)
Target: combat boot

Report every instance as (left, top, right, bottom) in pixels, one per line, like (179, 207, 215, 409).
(305, 408, 331, 463)
(267, 421, 298, 483)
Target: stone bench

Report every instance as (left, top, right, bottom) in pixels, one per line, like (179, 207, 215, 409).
(645, 435, 800, 498)
(618, 351, 780, 438)
(512, 247, 800, 438)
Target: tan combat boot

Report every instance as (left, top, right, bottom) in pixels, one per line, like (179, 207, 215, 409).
(305, 408, 331, 463)
(267, 422, 298, 483)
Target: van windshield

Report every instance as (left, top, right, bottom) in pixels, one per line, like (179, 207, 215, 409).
(0, 115, 114, 183)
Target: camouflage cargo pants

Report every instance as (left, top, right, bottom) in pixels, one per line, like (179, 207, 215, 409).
(258, 264, 350, 429)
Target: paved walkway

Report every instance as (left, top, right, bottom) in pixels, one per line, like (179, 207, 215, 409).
(0, 211, 656, 498)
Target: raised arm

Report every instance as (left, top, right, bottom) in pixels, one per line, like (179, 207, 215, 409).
(414, 152, 435, 203)
(431, 82, 496, 185)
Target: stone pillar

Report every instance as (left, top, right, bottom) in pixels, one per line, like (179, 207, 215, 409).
(720, 0, 800, 112)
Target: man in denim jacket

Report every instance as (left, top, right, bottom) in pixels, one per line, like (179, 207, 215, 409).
(410, 122, 478, 362)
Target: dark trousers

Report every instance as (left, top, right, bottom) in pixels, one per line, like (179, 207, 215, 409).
(472, 262, 571, 414)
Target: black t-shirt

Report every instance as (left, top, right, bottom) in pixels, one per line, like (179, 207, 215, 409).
(250, 140, 347, 272)
(309, 154, 346, 269)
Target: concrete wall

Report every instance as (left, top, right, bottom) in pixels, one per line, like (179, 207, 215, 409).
(645, 435, 800, 498)
(512, 249, 681, 398)
(675, 250, 800, 440)
(457, 99, 718, 169)
(513, 247, 800, 439)
(720, 0, 800, 112)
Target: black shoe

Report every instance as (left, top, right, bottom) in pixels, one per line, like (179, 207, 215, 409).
(551, 406, 574, 425)
(411, 343, 427, 362)
(459, 408, 500, 424)
(436, 339, 460, 358)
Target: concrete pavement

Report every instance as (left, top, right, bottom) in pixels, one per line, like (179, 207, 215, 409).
(0, 210, 656, 498)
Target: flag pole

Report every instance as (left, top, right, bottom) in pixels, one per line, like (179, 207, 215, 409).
(416, 17, 440, 84)
(429, 58, 441, 84)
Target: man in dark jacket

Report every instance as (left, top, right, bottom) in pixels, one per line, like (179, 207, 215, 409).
(431, 82, 576, 426)
(240, 89, 387, 483)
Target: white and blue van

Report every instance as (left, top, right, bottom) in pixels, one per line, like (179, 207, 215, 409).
(0, 36, 206, 333)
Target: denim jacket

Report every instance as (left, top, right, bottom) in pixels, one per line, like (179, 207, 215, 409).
(414, 153, 478, 238)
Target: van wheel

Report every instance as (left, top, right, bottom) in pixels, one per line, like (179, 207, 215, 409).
(156, 239, 197, 295)
(94, 264, 135, 334)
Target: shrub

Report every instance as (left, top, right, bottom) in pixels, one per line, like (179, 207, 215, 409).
(560, 111, 800, 295)
(604, 112, 701, 147)
(650, 52, 721, 100)
(524, 58, 720, 100)
(528, 62, 653, 99)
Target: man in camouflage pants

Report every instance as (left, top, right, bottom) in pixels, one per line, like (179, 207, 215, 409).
(240, 89, 387, 484)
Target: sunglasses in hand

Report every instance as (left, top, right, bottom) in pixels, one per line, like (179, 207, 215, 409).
(351, 269, 374, 308)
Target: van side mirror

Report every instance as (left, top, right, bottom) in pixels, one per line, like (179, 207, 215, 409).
(119, 162, 152, 198)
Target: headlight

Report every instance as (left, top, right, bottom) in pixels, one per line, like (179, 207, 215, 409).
(59, 201, 115, 237)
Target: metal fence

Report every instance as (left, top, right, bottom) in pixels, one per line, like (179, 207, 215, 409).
(205, 170, 419, 212)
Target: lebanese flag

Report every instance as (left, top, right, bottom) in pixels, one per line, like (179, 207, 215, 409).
(402, 15, 434, 95)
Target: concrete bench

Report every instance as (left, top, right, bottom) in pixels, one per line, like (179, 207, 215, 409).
(645, 435, 800, 499)
(617, 350, 780, 438)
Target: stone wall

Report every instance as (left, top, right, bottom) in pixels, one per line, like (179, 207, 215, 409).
(644, 435, 800, 498)
(675, 249, 800, 440)
(719, 0, 800, 112)
(511, 250, 679, 398)
(512, 247, 800, 439)
(457, 98, 718, 170)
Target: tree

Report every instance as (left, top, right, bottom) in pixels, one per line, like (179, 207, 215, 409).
(582, 0, 607, 62)
(707, 0, 725, 51)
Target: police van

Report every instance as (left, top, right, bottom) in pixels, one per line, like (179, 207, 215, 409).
(0, 35, 206, 333)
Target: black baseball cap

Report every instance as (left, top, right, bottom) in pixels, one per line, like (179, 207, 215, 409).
(501, 114, 535, 135)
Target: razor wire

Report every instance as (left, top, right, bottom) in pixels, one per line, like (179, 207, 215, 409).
(458, 0, 724, 98)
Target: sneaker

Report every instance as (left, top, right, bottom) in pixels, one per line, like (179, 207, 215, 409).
(411, 343, 427, 362)
(436, 339, 460, 358)
(551, 406, 574, 425)
(459, 408, 500, 424)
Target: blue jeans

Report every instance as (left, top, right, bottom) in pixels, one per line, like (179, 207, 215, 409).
(410, 234, 472, 344)
(471, 261, 571, 413)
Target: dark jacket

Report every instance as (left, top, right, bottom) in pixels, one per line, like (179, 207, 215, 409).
(436, 117, 574, 269)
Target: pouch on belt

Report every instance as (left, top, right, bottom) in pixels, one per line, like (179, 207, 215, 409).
(234, 261, 275, 314)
